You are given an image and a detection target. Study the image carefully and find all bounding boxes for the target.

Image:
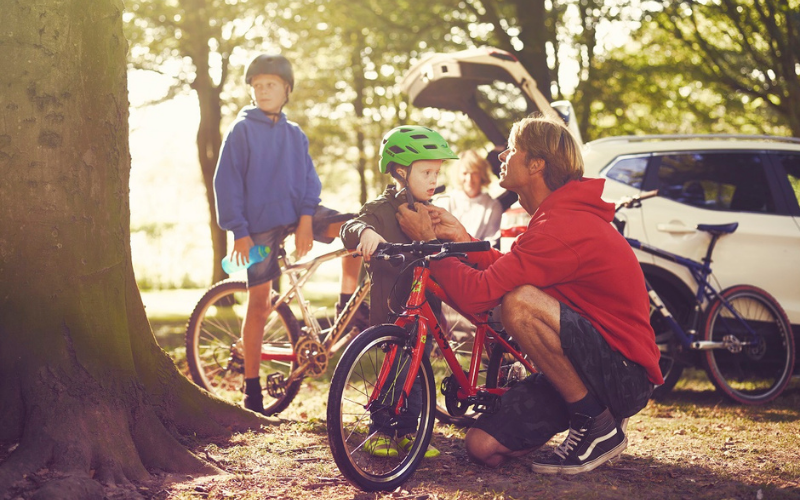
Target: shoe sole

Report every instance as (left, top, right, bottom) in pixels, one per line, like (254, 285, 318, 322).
(531, 436, 628, 475)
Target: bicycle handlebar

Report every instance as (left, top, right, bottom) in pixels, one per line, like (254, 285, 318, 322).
(614, 190, 658, 212)
(373, 240, 491, 259)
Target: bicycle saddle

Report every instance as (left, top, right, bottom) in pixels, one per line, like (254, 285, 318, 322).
(696, 222, 738, 235)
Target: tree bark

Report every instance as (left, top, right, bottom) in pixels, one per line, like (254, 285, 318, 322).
(0, 1, 265, 496)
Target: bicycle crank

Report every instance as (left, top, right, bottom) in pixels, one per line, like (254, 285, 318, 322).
(442, 373, 470, 417)
(295, 338, 329, 378)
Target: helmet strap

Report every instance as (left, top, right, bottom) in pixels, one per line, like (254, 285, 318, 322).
(391, 165, 417, 211)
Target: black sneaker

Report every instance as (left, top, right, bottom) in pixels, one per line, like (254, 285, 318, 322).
(531, 408, 627, 475)
(243, 393, 265, 415)
(335, 299, 370, 333)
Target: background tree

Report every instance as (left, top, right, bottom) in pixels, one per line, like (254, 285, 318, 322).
(0, 0, 263, 495)
(656, 0, 800, 137)
(578, 0, 797, 139)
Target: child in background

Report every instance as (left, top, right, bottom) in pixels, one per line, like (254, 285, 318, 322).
(340, 125, 459, 458)
(435, 149, 502, 244)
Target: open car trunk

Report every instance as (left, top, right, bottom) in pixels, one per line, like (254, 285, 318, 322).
(400, 47, 581, 210)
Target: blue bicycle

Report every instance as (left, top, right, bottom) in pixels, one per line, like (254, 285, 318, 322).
(615, 191, 795, 405)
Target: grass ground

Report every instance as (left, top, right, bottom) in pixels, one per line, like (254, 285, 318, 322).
(140, 289, 800, 500)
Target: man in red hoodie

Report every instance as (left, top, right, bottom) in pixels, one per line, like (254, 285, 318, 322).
(397, 116, 663, 475)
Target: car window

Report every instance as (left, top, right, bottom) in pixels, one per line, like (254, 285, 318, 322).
(655, 152, 775, 214)
(774, 153, 800, 208)
(604, 156, 648, 189)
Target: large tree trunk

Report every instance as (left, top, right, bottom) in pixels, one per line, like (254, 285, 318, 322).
(0, 1, 265, 496)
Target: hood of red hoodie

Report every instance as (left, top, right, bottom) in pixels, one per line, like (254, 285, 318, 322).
(531, 177, 614, 224)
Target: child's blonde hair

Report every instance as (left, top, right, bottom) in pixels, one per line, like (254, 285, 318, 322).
(451, 150, 492, 189)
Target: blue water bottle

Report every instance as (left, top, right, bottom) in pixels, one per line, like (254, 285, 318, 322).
(221, 245, 271, 274)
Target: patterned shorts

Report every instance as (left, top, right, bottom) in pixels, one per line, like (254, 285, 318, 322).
(472, 302, 654, 451)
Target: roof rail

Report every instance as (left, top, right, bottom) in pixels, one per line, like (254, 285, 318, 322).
(588, 134, 800, 145)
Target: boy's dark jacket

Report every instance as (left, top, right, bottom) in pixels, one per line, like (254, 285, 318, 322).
(214, 107, 321, 240)
(341, 185, 440, 326)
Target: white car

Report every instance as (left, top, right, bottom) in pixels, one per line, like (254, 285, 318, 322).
(584, 135, 800, 332)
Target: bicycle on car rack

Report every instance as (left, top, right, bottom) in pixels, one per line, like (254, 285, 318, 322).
(615, 191, 795, 405)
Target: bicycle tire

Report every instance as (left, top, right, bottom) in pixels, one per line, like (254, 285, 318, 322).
(702, 285, 795, 405)
(185, 280, 303, 415)
(649, 294, 686, 400)
(327, 325, 436, 491)
(486, 340, 533, 392)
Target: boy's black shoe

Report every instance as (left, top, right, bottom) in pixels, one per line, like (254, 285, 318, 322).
(335, 299, 370, 333)
(243, 393, 265, 415)
(531, 408, 627, 475)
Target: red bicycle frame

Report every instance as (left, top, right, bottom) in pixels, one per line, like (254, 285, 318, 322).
(370, 263, 535, 417)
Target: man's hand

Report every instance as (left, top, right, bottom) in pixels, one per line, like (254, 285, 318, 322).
(232, 235, 255, 266)
(294, 215, 314, 259)
(426, 205, 471, 242)
(396, 203, 436, 241)
(357, 228, 387, 262)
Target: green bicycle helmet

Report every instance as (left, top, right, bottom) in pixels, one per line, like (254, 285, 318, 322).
(379, 126, 458, 174)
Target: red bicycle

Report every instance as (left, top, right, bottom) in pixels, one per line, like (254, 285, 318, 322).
(326, 240, 535, 491)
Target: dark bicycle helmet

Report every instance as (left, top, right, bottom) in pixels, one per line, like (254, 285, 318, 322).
(379, 126, 458, 174)
(245, 54, 294, 90)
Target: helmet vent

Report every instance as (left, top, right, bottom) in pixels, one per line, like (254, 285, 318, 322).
(406, 146, 419, 154)
(410, 134, 428, 139)
(389, 146, 405, 154)
(423, 144, 438, 150)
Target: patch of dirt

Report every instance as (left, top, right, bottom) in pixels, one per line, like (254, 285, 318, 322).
(136, 378, 800, 500)
(5, 371, 798, 500)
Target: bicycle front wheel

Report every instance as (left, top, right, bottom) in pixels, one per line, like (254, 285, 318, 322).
(702, 285, 795, 405)
(185, 280, 303, 415)
(327, 325, 436, 492)
(649, 294, 686, 400)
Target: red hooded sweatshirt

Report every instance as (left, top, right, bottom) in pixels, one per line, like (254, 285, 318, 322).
(431, 178, 664, 384)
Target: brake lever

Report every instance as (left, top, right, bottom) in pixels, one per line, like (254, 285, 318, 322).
(430, 251, 467, 261)
(375, 253, 406, 267)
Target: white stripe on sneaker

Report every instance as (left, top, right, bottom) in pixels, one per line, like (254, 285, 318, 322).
(578, 428, 617, 461)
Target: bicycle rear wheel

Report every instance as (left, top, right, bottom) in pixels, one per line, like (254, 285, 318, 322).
(327, 325, 436, 491)
(185, 280, 303, 415)
(702, 285, 795, 405)
(486, 339, 533, 392)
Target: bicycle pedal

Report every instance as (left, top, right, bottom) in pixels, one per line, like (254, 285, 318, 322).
(266, 372, 286, 399)
(472, 391, 502, 414)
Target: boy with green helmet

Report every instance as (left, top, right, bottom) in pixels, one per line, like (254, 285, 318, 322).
(340, 125, 458, 458)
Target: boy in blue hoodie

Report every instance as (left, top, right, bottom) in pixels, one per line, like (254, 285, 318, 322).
(213, 54, 363, 414)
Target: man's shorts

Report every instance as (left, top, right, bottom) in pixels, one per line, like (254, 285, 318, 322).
(472, 302, 654, 451)
(246, 205, 353, 288)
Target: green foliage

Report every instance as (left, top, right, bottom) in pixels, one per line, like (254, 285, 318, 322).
(585, 19, 793, 139)
(581, 0, 800, 139)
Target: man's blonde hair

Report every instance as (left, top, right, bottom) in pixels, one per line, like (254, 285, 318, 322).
(451, 149, 492, 189)
(509, 116, 583, 191)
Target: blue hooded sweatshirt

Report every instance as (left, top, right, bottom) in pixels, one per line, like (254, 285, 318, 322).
(213, 106, 322, 240)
